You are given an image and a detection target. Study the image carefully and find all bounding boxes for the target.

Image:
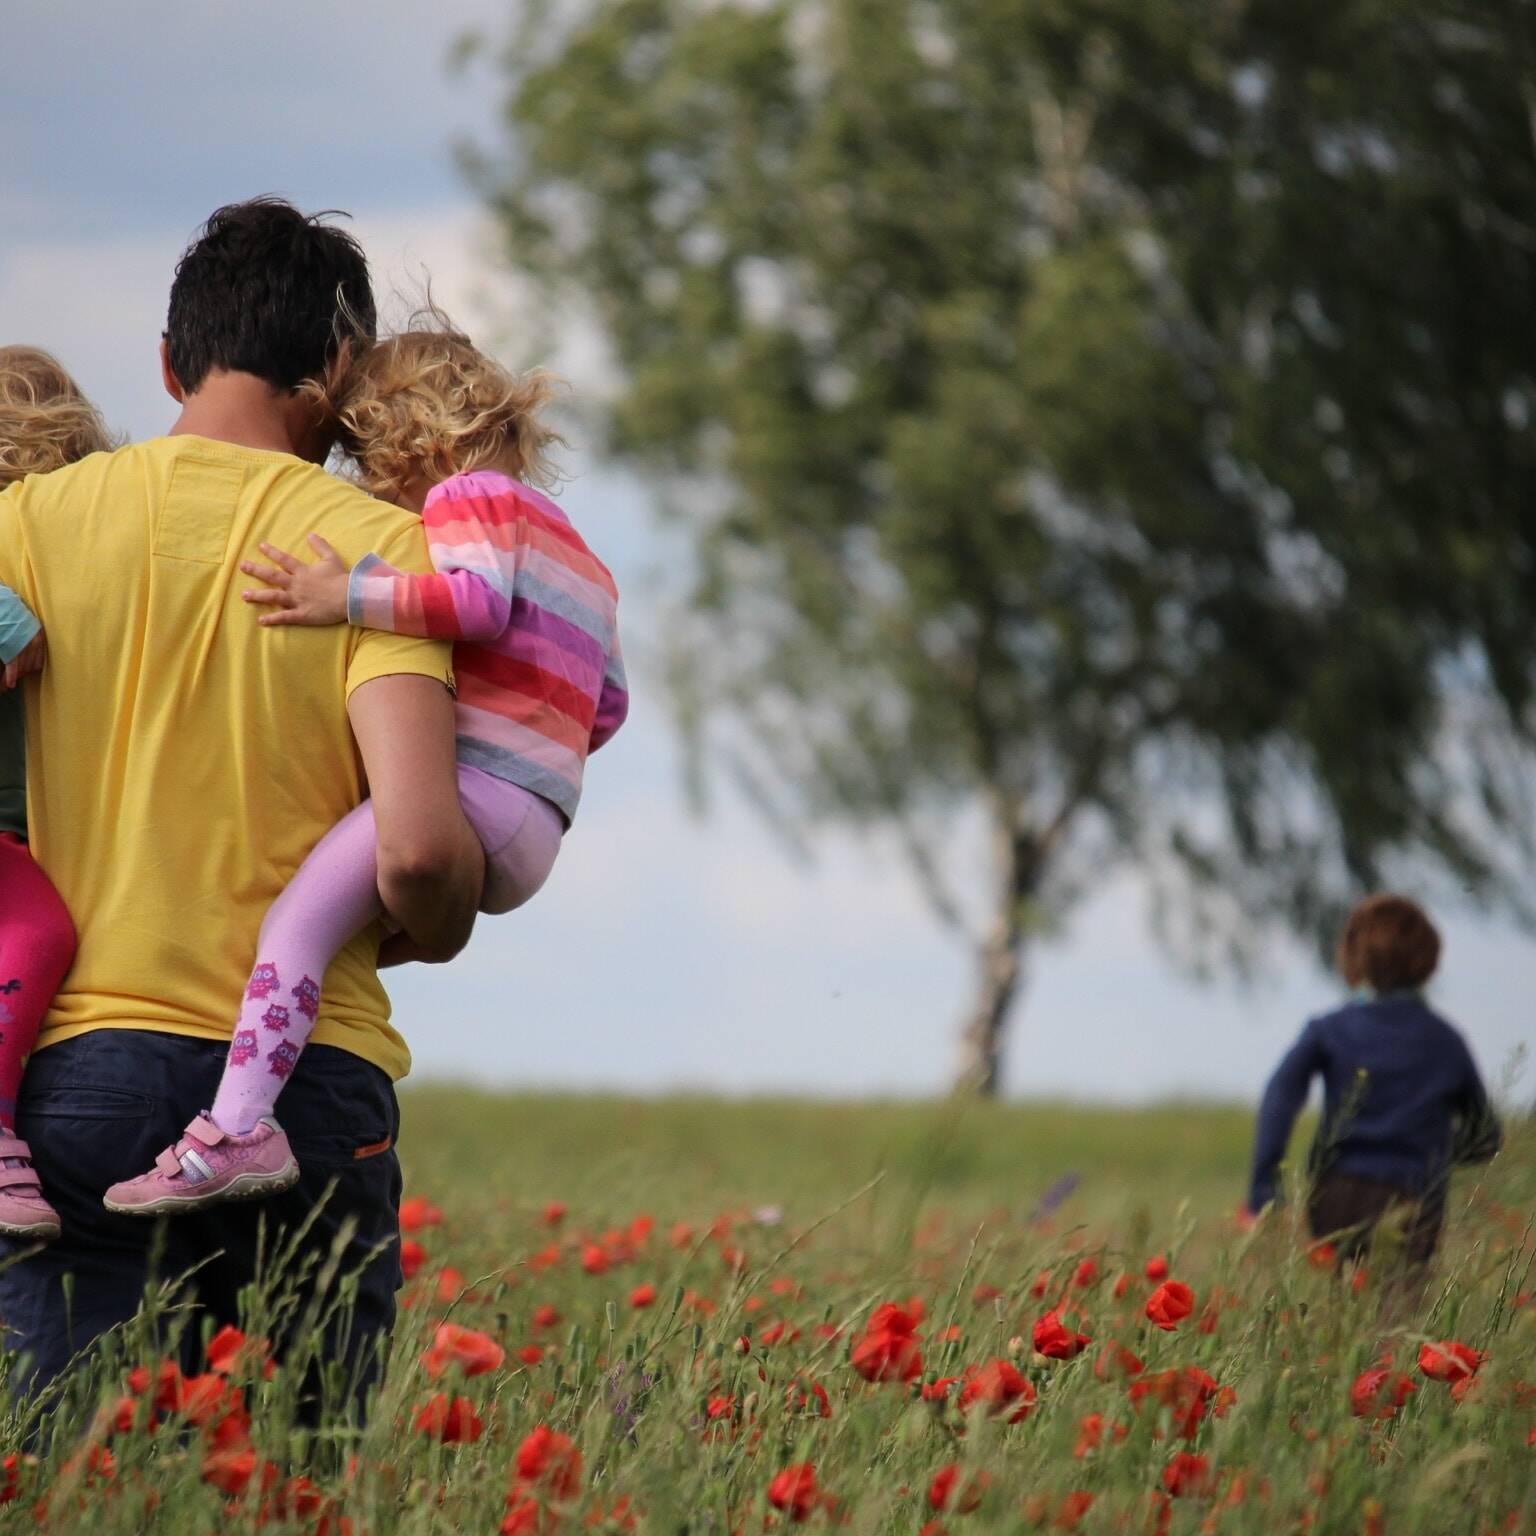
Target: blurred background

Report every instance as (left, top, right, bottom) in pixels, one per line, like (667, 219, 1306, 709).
(4, 0, 1533, 1106)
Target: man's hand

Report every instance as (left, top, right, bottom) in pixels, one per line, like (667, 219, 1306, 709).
(241, 536, 350, 626)
(2, 629, 47, 690)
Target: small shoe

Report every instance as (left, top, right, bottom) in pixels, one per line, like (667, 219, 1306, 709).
(0, 1135, 61, 1241)
(103, 1114, 299, 1217)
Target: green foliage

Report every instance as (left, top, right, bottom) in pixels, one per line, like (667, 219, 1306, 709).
(467, 0, 1536, 1054)
(6, 1092, 1533, 1531)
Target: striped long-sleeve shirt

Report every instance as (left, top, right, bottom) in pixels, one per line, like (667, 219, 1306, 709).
(347, 470, 628, 824)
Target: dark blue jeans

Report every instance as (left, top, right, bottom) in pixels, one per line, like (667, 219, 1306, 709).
(0, 1031, 402, 1406)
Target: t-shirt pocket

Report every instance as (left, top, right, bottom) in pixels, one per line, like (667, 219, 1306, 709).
(155, 457, 245, 565)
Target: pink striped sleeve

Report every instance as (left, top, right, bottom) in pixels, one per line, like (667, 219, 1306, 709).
(346, 555, 511, 641)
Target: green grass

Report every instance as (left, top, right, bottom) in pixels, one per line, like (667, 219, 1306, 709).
(4, 1094, 1533, 1534)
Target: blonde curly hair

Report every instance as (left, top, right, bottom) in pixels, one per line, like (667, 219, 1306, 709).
(325, 310, 565, 502)
(0, 347, 115, 487)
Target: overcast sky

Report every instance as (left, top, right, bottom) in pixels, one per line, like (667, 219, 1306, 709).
(3, 1, 1529, 1108)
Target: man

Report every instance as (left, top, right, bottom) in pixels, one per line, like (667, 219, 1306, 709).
(0, 198, 483, 1401)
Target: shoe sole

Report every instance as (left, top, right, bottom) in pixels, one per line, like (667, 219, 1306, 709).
(103, 1160, 301, 1218)
(0, 1220, 60, 1242)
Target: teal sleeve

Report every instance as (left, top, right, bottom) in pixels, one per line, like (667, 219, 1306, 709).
(0, 586, 40, 666)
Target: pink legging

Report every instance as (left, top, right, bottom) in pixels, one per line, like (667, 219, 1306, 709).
(210, 766, 562, 1133)
(0, 833, 77, 1129)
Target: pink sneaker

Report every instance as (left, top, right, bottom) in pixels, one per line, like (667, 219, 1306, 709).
(0, 1135, 61, 1241)
(103, 1114, 299, 1216)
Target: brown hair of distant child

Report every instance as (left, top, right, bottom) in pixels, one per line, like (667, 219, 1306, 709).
(1336, 893, 1442, 994)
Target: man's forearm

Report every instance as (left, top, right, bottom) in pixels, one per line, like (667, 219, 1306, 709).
(377, 823, 483, 960)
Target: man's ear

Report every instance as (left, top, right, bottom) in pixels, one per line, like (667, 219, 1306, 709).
(159, 338, 185, 403)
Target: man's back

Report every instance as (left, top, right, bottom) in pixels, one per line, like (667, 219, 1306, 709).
(0, 435, 450, 1079)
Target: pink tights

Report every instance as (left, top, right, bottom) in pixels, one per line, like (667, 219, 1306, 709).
(0, 834, 76, 1130)
(210, 766, 562, 1134)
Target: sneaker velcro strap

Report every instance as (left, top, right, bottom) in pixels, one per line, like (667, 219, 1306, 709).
(183, 1115, 223, 1148)
(155, 1146, 183, 1178)
(0, 1167, 42, 1195)
(0, 1137, 32, 1163)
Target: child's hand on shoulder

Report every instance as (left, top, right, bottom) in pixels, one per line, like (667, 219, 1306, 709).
(241, 536, 350, 627)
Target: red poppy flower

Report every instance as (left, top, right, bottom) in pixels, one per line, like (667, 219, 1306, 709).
(400, 1240, 427, 1280)
(972, 1283, 1002, 1306)
(1144, 1255, 1169, 1282)
(629, 1283, 658, 1309)
(1033, 1309, 1091, 1360)
(515, 1425, 583, 1499)
(927, 1463, 990, 1512)
(207, 1325, 266, 1377)
(519, 1345, 544, 1366)
(785, 1378, 832, 1418)
(1350, 1367, 1416, 1420)
(1128, 1367, 1227, 1440)
(1145, 1281, 1195, 1331)
(850, 1303, 924, 1383)
(422, 1323, 506, 1380)
(1307, 1241, 1337, 1269)
(958, 1359, 1036, 1422)
(922, 1377, 959, 1402)
(1071, 1258, 1099, 1288)
(1162, 1452, 1211, 1498)
(543, 1202, 568, 1226)
(1054, 1491, 1095, 1530)
(1418, 1341, 1483, 1383)
(767, 1463, 821, 1522)
(532, 1304, 561, 1330)
(414, 1393, 484, 1444)
(201, 1446, 262, 1496)
(180, 1373, 237, 1426)
(581, 1244, 610, 1276)
(1094, 1344, 1145, 1381)
(502, 1494, 548, 1536)
(399, 1196, 442, 1232)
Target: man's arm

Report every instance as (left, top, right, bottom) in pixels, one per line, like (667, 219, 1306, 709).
(347, 674, 483, 961)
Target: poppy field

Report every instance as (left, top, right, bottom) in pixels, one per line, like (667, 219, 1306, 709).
(2, 1091, 1531, 1534)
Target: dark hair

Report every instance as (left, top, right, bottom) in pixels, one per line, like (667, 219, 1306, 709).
(165, 197, 377, 394)
(1336, 894, 1442, 993)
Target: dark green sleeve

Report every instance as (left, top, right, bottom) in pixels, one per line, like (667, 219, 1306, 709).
(0, 690, 25, 840)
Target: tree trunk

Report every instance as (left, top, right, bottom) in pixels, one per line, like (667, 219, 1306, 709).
(951, 815, 1038, 1097)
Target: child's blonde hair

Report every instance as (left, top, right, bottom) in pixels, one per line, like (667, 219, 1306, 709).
(327, 309, 564, 502)
(0, 347, 114, 487)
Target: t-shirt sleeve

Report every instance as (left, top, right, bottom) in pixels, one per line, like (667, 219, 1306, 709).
(343, 516, 455, 700)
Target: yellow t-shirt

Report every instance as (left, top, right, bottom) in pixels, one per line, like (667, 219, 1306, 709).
(0, 435, 453, 1081)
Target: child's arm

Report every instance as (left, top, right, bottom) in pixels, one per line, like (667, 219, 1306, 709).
(1451, 1046, 1502, 1165)
(0, 585, 43, 691)
(589, 633, 629, 752)
(1247, 1020, 1324, 1212)
(241, 533, 512, 643)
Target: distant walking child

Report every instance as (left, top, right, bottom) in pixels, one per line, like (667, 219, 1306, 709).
(105, 316, 628, 1214)
(1247, 894, 1502, 1266)
(0, 349, 113, 1240)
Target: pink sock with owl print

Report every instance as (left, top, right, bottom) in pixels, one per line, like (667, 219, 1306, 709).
(209, 803, 385, 1135)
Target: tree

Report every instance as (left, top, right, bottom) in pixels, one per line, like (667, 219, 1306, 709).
(468, 0, 1536, 1093)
